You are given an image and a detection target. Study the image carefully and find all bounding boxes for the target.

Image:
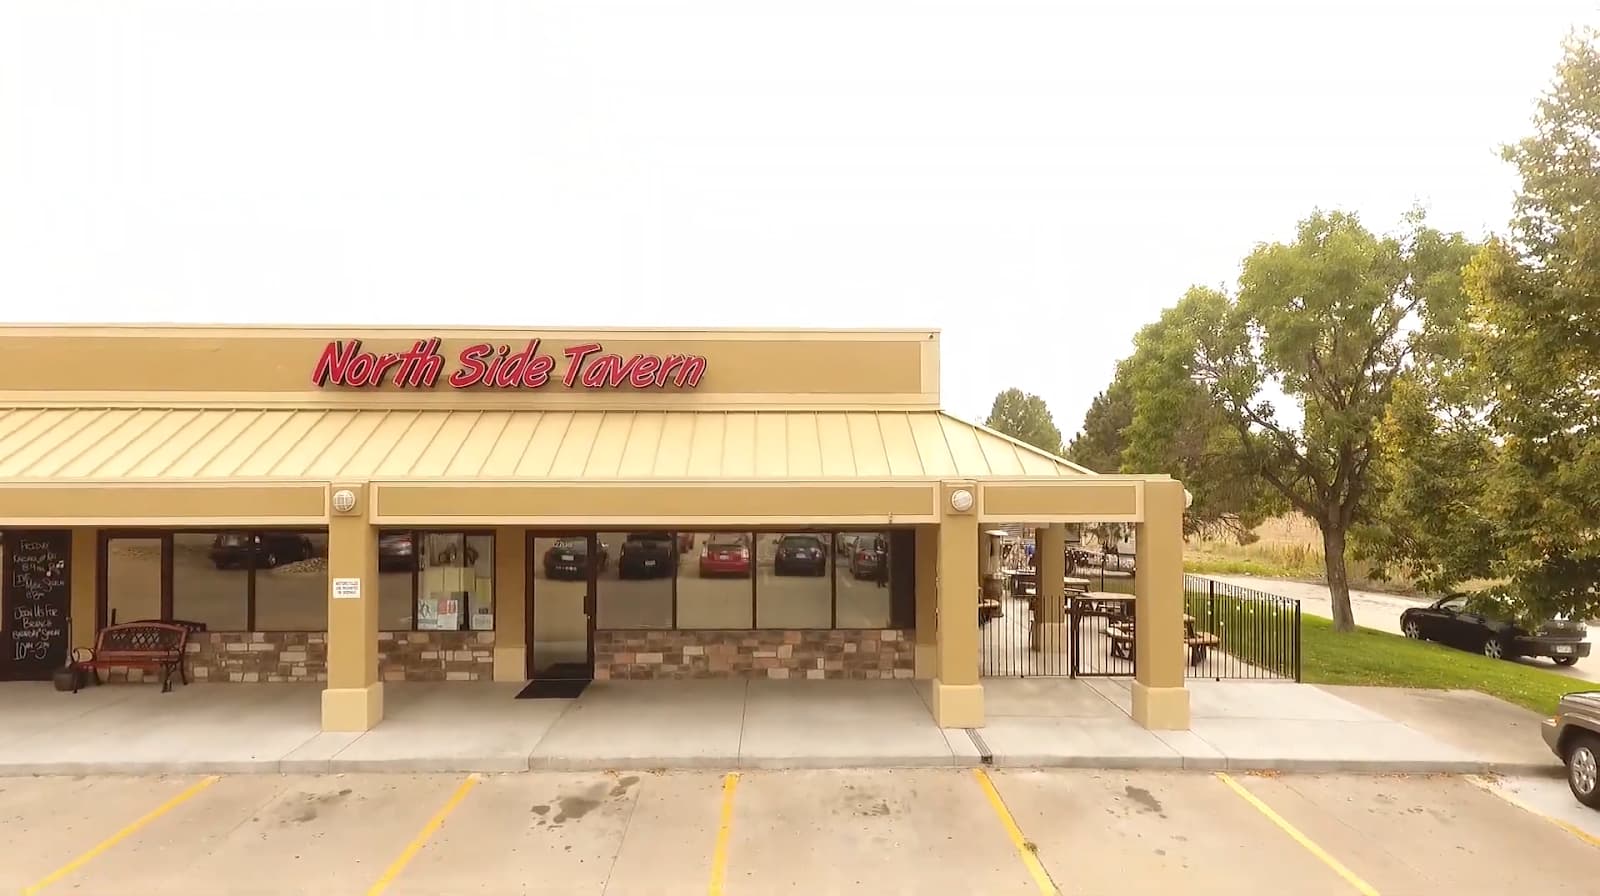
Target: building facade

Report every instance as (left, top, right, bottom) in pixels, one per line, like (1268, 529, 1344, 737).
(0, 325, 1190, 732)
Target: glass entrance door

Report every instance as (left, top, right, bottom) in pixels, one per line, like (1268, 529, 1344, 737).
(528, 534, 596, 680)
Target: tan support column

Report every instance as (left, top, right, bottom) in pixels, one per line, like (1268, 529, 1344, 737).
(913, 524, 939, 679)
(931, 481, 983, 727)
(70, 528, 98, 651)
(1031, 523, 1066, 656)
(322, 484, 382, 732)
(492, 527, 527, 682)
(1132, 479, 1190, 729)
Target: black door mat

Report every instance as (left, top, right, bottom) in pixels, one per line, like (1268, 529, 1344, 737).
(515, 679, 591, 699)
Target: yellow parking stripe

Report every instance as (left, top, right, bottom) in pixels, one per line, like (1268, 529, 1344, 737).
(1465, 775, 1600, 850)
(973, 769, 1059, 895)
(1216, 773, 1379, 895)
(707, 772, 740, 896)
(367, 773, 481, 896)
(21, 775, 220, 895)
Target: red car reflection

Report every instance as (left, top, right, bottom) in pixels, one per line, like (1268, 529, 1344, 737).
(698, 534, 752, 578)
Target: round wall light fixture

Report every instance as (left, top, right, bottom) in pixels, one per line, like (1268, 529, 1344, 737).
(331, 488, 358, 514)
(949, 488, 974, 513)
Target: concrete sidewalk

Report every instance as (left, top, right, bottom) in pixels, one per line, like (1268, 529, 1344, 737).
(0, 678, 1563, 776)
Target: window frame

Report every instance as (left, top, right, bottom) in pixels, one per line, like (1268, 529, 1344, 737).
(170, 530, 255, 631)
(95, 527, 498, 633)
(377, 528, 498, 632)
(671, 530, 756, 630)
(594, 527, 913, 632)
(98, 529, 175, 630)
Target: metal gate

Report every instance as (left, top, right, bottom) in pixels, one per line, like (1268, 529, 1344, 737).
(978, 590, 1131, 678)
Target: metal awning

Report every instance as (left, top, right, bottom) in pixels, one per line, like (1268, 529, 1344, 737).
(0, 408, 1091, 483)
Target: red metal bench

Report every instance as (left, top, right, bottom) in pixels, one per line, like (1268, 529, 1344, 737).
(71, 622, 190, 693)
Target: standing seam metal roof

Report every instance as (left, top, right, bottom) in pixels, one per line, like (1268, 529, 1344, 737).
(0, 408, 1093, 482)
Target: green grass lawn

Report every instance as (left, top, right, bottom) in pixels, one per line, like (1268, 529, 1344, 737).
(1300, 614, 1597, 714)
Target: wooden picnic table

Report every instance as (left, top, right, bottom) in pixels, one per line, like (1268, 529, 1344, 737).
(1105, 615, 1218, 665)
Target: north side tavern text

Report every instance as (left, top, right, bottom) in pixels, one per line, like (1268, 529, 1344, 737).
(311, 339, 708, 390)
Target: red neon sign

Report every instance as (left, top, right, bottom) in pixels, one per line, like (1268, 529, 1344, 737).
(311, 338, 707, 390)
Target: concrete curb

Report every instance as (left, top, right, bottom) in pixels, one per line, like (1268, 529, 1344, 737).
(528, 755, 741, 771)
(0, 756, 1564, 777)
(735, 755, 972, 770)
(985, 754, 1189, 770)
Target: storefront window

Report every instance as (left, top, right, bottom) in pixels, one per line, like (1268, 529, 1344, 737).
(676, 532, 753, 628)
(597, 530, 673, 628)
(378, 530, 417, 630)
(835, 531, 891, 628)
(105, 537, 162, 625)
(255, 532, 328, 630)
(172, 532, 248, 630)
(416, 532, 494, 631)
(755, 532, 832, 628)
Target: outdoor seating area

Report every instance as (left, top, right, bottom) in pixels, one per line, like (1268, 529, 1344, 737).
(979, 574, 1286, 681)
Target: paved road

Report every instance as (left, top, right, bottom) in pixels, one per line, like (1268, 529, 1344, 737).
(3, 769, 1596, 894)
(1201, 574, 1599, 681)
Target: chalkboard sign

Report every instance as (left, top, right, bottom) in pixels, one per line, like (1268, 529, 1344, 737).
(3, 530, 71, 681)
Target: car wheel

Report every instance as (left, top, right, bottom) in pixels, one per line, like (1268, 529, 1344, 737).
(1566, 734, 1600, 809)
(1555, 656, 1579, 667)
(1482, 636, 1505, 660)
(1402, 619, 1422, 640)
(261, 552, 278, 570)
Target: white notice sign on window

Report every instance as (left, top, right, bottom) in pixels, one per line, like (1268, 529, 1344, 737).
(332, 577, 362, 600)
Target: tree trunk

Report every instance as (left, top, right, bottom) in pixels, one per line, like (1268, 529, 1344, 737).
(1321, 523, 1355, 633)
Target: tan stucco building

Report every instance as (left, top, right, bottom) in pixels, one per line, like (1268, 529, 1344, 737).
(0, 325, 1190, 732)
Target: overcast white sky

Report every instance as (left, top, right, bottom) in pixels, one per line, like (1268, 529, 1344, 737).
(2, 1, 1594, 433)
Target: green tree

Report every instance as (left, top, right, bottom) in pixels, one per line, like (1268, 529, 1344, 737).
(1065, 378, 1132, 474)
(1370, 31, 1600, 620)
(1068, 350, 1278, 541)
(1354, 369, 1500, 594)
(1141, 211, 1475, 631)
(985, 388, 1064, 455)
(1471, 31, 1600, 620)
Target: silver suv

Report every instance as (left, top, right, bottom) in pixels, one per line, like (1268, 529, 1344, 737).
(1543, 691, 1600, 809)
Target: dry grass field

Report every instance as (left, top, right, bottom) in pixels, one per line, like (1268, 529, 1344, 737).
(1184, 513, 1424, 594)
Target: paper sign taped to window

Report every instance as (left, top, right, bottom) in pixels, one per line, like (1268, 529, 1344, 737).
(332, 578, 361, 599)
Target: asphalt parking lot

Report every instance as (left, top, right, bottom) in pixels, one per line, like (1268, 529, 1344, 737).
(3, 769, 1596, 895)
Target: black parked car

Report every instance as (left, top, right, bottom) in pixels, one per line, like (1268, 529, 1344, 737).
(210, 533, 315, 570)
(773, 534, 828, 576)
(618, 532, 676, 579)
(1401, 593, 1591, 665)
(543, 537, 609, 580)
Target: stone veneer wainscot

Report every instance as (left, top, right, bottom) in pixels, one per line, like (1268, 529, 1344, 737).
(593, 629, 915, 680)
(99, 631, 495, 684)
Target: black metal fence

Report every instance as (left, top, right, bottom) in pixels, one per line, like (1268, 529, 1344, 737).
(978, 567, 1301, 682)
(1182, 575, 1301, 681)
